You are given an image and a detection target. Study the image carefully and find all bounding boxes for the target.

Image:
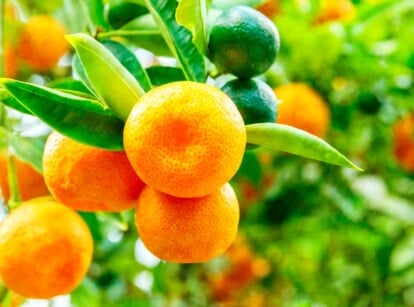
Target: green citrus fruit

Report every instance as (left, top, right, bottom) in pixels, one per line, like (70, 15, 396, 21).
(221, 78, 278, 125)
(208, 6, 280, 78)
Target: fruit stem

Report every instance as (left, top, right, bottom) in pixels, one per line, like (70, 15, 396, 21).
(74, 0, 96, 36)
(96, 212, 129, 232)
(7, 154, 21, 209)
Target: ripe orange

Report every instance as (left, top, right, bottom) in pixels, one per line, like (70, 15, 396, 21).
(393, 114, 414, 172)
(0, 151, 49, 203)
(0, 199, 93, 298)
(314, 0, 355, 25)
(135, 183, 240, 263)
(124, 81, 246, 198)
(4, 44, 17, 78)
(274, 82, 330, 138)
(43, 132, 145, 212)
(17, 15, 68, 71)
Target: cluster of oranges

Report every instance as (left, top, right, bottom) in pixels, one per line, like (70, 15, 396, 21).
(3, 7, 68, 77)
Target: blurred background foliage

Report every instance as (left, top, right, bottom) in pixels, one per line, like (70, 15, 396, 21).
(1, 0, 414, 306)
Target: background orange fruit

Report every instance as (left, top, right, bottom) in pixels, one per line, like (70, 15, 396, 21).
(274, 82, 331, 138)
(314, 0, 355, 25)
(256, 0, 280, 19)
(393, 114, 414, 172)
(43, 132, 145, 212)
(4, 44, 17, 78)
(124, 81, 246, 198)
(18, 15, 68, 71)
(0, 151, 49, 203)
(0, 199, 93, 298)
(135, 183, 240, 263)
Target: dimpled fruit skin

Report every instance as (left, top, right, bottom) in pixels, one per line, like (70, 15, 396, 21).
(221, 78, 278, 125)
(123, 81, 246, 198)
(208, 6, 280, 78)
(0, 200, 93, 299)
(43, 132, 145, 212)
(135, 183, 240, 263)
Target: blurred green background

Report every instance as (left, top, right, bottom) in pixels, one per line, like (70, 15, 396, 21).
(1, 0, 414, 306)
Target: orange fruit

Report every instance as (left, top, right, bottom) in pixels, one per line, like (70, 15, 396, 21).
(4, 44, 17, 78)
(135, 183, 240, 263)
(256, 0, 280, 19)
(43, 132, 145, 212)
(393, 114, 414, 172)
(124, 81, 246, 198)
(0, 151, 49, 203)
(18, 15, 68, 71)
(0, 199, 93, 298)
(314, 0, 355, 25)
(274, 82, 330, 138)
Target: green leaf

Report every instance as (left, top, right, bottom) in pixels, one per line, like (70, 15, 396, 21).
(176, 0, 208, 54)
(101, 39, 152, 92)
(8, 132, 46, 173)
(246, 123, 362, 170)
(107, 2, 149, 29)
(0, 78, 124, 151)
(115, 14, 171, 56)
(145, 0, 207, 82)
(67, 33, 145, 121)
(146, 66, 186, 86)
(0, 89, 32, 115)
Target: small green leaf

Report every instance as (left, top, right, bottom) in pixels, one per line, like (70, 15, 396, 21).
(101, 39, 152, 91)
(176, 0, 208, 54)
(145, 0, 207, 82)
(146, 66, 186, 86)
(1, 78, 124, 150)
(246, 123, 362, 170)
(67, 33, 145, 121)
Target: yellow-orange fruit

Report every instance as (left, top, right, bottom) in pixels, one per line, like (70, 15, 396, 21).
(393, 114, 414, 172)
(0, 152, 49, 203)
(18, 15, 68, 71)
(135, 183, 240, 263)
(4, 44, 17, 78)
(43, 132, 145, 212)
(256, 0, 280, 19)
(124, 81, 246, 198)
(314, 0, 355, 25)
(275, 82, 330, 138)
(0, 199, 93, 298)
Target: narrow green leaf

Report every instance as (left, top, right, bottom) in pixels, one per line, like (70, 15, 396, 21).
(101, 39, 152, 91)
(66, 33, 145, 121)
(0, 78, 124, 150)
(145, 0, 207, 82)
(176, 0, 207, 54)
(146, 66, 186, 86)
(246, 123, 362, 170)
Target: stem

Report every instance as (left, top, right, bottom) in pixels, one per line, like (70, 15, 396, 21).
(97, 29, 161, 39)
(75, 0, 96, 36)
(7, 154, 21, 209)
